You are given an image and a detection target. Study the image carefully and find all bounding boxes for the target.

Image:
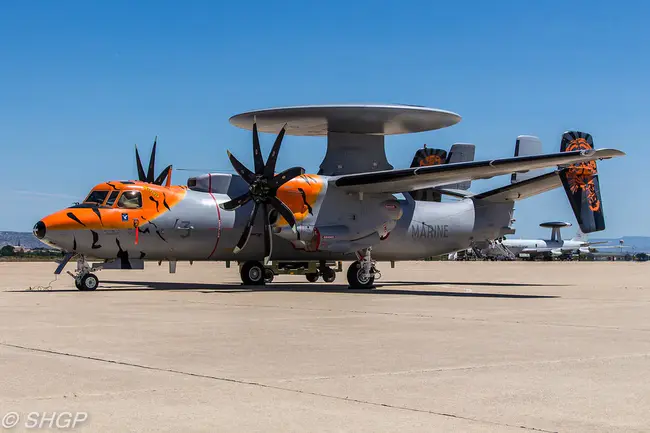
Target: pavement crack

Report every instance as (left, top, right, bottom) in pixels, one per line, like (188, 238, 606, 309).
(1, 341, 556, 433)
(273, 352, 650, 382)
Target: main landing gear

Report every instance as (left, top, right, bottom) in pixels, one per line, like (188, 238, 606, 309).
(346, 248, 381, 289)
(240, 261, 267, 285)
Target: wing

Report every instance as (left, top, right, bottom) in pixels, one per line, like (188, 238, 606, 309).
(333, 149, 624, 194)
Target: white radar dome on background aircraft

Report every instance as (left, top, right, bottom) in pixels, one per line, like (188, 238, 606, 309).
(33, 104, 625, 290)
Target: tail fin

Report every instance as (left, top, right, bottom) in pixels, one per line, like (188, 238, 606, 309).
(409, 146, 447, 202)
(511, 135, 544, 183)
(410, 146, 447, 168)
(409, 144, 475, 201)
(571, 229, 587, 242)
(444, 143, 475, 189)
(559, 131, 606, 233)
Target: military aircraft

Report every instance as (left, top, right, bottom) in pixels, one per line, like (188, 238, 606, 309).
(485, 222, 611, 260)
(33, 104, 624, 290)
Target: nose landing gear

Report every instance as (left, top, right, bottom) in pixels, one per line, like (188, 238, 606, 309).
(62, 256, 104, 291)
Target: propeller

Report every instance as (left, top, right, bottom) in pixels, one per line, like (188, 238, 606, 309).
(135, 136, 173, 186)
(219, 122, 305, 264)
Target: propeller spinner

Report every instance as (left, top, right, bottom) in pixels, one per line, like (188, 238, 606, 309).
(135, 136, 173, 185)
(219, 123, 305, 264)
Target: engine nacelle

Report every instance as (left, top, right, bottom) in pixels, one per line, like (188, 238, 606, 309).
(274, 197, 404, 253)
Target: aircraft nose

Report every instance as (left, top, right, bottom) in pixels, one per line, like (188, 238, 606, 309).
(33, 221, 46, 239)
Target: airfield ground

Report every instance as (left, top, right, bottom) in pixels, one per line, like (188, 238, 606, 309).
(0, 261, 648, 433)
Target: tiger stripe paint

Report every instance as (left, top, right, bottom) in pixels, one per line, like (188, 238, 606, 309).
(41, 182, 187, 231)
(275, 174, 324, 226)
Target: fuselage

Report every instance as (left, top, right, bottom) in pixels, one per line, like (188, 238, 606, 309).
(500, 239, 586, 256)
(35, 174, 506, 263)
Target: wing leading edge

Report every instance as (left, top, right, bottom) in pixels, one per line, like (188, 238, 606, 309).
(333, 149, 624, 194)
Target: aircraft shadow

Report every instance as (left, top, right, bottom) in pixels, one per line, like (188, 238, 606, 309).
(18, 280, 558, 299)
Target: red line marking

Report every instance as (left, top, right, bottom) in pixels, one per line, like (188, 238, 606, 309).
(207, 174, 221, 259)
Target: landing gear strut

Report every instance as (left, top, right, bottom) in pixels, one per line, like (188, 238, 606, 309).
(67, 256, 102, 291)
(347, 248, 380, 289)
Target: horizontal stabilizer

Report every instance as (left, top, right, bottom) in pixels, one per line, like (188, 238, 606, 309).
(334, 148, 624, 194)
(474, 171, 562, 202)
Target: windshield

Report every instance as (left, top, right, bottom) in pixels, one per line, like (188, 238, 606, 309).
(84, 190, 109, 205)
(105, 191, 120, 206)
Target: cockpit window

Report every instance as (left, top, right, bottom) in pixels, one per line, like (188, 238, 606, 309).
(117, 191, 142, 209)
(105, 191, 120, 206)
(84, 190, 109, 205)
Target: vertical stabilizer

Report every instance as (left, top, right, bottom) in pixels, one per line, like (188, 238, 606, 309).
(409, 146, 448, 202)
(442, 143, 476, 189)
(571, 229, 587, 242)
(511, 135, 544, 183)
(408, 143, 476, 201)
(558, 131, 606, 233)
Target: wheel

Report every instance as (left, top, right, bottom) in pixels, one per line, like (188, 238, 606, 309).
(305, 273, 319, 283)
(264, 268, 275, 284)
(240, 261, 265, 285)
(322, 267, 336, 283)
(78, 273, 99, 291)
(346, 261, 374, 289)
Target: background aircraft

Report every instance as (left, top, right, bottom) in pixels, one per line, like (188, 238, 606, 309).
(32, 105, 624, 290)
(485, 222, 610, 260)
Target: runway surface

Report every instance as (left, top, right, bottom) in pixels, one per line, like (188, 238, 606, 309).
(0, 261, 648, 432)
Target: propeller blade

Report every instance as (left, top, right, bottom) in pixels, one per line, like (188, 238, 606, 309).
(135, 145, 146, 181)
(154, 164, 173, 185)
(233, 202, 259, 254)
(268, 196, 298, 236)
(262, 203, 272, 265)
(268, 166, 306, 190)
(264, 125, 287, 178)
(147, 136, 158, 182)
(252, 121, 265, 175)
(227, 150, 255, 184)
(219, 193, 252, 211)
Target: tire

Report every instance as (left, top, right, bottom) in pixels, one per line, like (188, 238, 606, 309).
(322, 267, 336, 283)
(264, 268, 275, 284)
(240, 261, 265, 285)
(346, 261, 374, 289)
(78, 273, 99, 291)
(305, 273, 319, 283)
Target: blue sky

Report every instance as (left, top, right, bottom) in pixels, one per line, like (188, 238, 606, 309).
(0, 0, 647, 238)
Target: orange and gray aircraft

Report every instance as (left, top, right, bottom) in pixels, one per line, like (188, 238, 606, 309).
(33, 104, 624, 290)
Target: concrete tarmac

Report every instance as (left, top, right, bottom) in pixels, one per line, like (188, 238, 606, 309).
(0, 261, 649, 432)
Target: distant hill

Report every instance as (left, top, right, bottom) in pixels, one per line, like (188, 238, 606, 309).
(0, 232, 54, 249)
